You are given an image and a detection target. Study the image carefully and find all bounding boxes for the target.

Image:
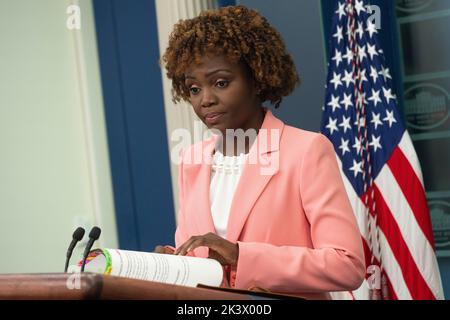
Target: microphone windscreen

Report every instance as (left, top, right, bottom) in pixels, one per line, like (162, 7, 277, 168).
(89, 226, 101, 240)
(72, 227, 85, 241)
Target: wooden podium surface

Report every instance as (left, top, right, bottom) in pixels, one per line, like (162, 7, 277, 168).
(0, 273, 284, 300)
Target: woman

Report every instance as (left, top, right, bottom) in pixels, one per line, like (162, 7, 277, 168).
(155, 5, 365, 299)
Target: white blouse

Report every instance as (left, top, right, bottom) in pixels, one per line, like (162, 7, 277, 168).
(209, 151, 248, 239)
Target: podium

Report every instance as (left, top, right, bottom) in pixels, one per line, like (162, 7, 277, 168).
(0, 273, 301, 300)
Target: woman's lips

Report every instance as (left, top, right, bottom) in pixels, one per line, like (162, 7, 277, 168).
(205, 112, 225, 125)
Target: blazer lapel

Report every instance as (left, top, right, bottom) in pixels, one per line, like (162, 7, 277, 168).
(183, 136, 218, 237)
(226, 110, 284, 242)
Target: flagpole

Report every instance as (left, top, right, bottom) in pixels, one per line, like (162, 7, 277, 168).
(347, 0, 385, 299)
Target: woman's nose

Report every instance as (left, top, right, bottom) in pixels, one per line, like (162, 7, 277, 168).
(200, 88, 217, 107)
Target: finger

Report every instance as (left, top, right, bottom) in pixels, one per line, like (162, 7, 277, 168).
(179, 238, 205, 256)
(175, 233, 220, 255)
(175, 237, 198, 255)
(153, 245, 166, 253)
(174, 241, 191, 255)
(178, 240, 198, 256)
(164, 246, 175, 254)
(208, 248, 227, 265)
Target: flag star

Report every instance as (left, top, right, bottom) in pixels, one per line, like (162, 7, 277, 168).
(383, 110, 397, 127)
(341, 93, 354, 110)
(358, 45, 367, 62)
(367, 19, 378, 38)
(343, 47, 354, 65)
(339, 116, 352, 133)
(342, 70, 355, 87)
(326, 117, 339, 135)
(367, 43, 379, 60)
(349, 159, 364, 178)
(355, 0, 366, 15)
(370, 112, 383, 130)
(356, 22, 364, 39)
(327, 94, 341, 112)
(368, 88, 382, 107)
(332, 49, 343, 67)
(330, 72, 343, 90)
(333, 26, 344, 44)
(370, 66, 379, 84)
(353, 137, 363, 154)
(336, 2, 346, 20)
(382, 87, 396, 104)
(379, 66, 392, 82)
(369, 135, 382, 152)
(339, 138, 351, 156)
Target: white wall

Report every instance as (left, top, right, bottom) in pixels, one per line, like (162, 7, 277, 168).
(0, 0, 117, 273)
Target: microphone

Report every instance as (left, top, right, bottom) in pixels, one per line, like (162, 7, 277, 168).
(80, 226, 101, 272)
(64, 227, 85, 272)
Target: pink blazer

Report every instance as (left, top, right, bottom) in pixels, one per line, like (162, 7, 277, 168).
(174, 109, 365, 299)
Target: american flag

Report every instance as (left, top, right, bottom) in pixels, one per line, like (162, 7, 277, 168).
(320, 0, 444, 299)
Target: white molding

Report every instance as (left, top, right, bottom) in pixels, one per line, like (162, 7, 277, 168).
(69, 0, 118, 248)
(155, 0, 218, 221)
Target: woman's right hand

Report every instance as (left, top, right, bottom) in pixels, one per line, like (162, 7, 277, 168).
(153, 245, 175, 254)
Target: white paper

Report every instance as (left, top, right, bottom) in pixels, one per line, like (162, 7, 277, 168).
(86, 248, 224, 288)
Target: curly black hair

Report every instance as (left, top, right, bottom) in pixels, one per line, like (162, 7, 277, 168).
(161, 5, 300, 108)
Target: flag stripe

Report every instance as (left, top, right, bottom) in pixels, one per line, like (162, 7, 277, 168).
(387, 143, 435, 248)
(398, 132, 425, 184)
(375, 164, 442, 298)
(371, 184, 436, 299)
(336, 155, 411, 299)
(373, 226, 411, 299)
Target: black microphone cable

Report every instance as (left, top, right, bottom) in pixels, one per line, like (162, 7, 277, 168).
(64, 227, 85, 272)
(80, 226, 101, 272)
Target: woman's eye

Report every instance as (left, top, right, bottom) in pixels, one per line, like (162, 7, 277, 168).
(216, 80, 229, 88)
(189, 87, 200, 95)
